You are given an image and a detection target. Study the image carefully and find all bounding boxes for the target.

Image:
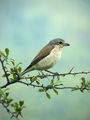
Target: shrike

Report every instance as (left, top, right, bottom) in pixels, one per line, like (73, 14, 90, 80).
(22, 38, 70, 75)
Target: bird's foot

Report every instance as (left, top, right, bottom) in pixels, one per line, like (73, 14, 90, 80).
(38, 71, 46, 79)
(45, 70, 59, 75)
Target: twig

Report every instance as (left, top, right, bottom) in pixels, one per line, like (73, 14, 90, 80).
(69, 67, 74, 73)
(18, 81, 90, 90)
(0, 71, 90, 89)
(0, 100, 19, 120)
(0, 57, 9, 83)
(22, 71, 90, 79)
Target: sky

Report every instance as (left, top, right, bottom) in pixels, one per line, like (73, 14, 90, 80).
(0, 0, 90, 120)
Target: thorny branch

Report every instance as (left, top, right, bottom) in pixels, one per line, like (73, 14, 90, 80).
(22, 71, 90, 79)
(0, 56, 90, 90)
(18, 80, 90, 90)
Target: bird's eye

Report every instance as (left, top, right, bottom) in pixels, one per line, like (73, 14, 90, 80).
(59, 42, 62, 44)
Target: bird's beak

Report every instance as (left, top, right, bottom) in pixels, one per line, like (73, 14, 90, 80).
(64, 43, 70, 46)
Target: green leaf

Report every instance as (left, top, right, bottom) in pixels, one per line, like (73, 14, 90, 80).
(2, 73, 10, 77)
(36, 80, 40, 85)
(19, 111, 23, 117)
(54, 83, 63, 86)
(10, 68, 14, 72)
(2, 74, 6, 77)
(80, 89, 84, 93)
(10, 78, 14, 81)
(19, 101, 24, 106)
(0, 88, 4, 95)
(0, 51, 6, 58)
(11, 60, 15, 66)
(38, 89, 44, 92)
(81, 77, 85, 81)
(11, 103, 15, 107)
(50, 80, 54, 85)
(57, 76, 60, 81)
(53, 89, 58, 95)
(5, 92, 9, 97)
(13, 74, 17, 79)
(18, 66, 22, 72)
(13, 67, 18, 73)
(5, 48, 9, 56)
(15, 102, 18, 108)
(81, 77, 85, 84)
(59, 83, 63, 86)
(46, 93, 51, 99)
(16, 62, 22, 67)
(7, 98, 13, 104)
(4, 66, 7, 69)
(88, 82, 90, 85)
(30, 76, 36, 82)
(36, 74, 39, 77)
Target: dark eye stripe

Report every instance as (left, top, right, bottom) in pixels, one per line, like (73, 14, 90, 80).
(59, 42, 62, 44)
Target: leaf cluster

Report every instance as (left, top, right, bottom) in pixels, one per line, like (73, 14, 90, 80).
(38, 76, 63, 99)
(0, 88, 25, 119)
(72, 77, 90, 92)
(0, 48, 22, 81)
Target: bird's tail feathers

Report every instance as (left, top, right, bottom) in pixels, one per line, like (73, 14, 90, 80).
(21, 69, 29, 76)
(21, 70, 27, 76)
(21, 67, 33, 76)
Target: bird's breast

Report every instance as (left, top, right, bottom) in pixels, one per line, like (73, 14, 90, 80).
(35, 45, 62, 70)
(50, 45, 62, 64)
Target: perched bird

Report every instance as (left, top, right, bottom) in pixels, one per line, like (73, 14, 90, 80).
(22, 38, 70, 75)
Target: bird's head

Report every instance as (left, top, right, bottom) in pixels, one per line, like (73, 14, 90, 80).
(49, 38, 70, 48)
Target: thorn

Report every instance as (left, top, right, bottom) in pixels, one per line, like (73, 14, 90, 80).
(69, 67, 74, 73)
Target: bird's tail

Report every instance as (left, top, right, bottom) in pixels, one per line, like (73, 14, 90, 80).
(15, 69, 28, 81)
(14, 67, 32, 81)
(21, 70, 27, 76)
(21, 69, 29, 76)
(21, 67, 33, 76)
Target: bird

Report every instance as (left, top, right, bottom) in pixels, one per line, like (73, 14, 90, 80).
(22, 38, 70, 75)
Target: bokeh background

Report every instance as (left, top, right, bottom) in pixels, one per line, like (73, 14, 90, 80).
(0, 0, 90, 120)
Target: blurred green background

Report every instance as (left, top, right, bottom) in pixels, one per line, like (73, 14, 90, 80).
(0, 0, 90, 120)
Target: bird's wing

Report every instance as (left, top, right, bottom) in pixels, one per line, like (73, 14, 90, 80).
(24, 45, 54, 71)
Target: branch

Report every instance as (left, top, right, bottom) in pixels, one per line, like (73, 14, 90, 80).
(22, 71, 90, 79)
(0, 70, 90, 89)
(18, 81, 90, 90)
(0, 99, 19, 120)
(0, 56, 9, 83)
(0, 52, 90, 91)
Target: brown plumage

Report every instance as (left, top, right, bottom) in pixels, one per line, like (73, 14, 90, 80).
(23, 44, 54, 73)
